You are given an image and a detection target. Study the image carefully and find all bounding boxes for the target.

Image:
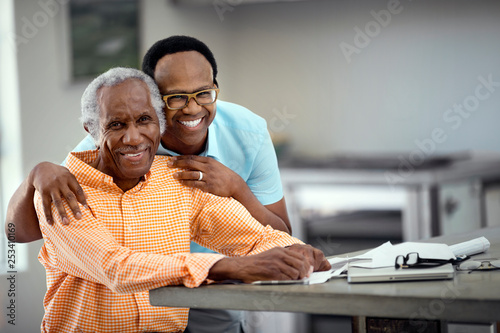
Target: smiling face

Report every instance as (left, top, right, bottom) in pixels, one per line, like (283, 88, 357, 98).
(154, 51, 217, 155)
(93, 79, 161, 192)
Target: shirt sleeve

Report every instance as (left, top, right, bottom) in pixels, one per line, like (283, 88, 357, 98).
(246, 126, 284, 205)
(35, 191, 225, 292)
(190, 193, 302, 257)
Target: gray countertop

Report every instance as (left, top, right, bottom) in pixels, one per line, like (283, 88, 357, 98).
(150, 227, 500, 322)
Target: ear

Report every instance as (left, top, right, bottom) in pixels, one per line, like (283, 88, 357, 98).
(84, 125, 100, 149)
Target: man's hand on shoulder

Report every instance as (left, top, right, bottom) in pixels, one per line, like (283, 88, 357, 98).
(207, 245, 331, 284)
(168, 155, 241, 198)
(31, 162, 87, 225)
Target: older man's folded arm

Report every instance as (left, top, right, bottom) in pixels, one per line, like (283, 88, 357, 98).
(35, 191, 226, 292)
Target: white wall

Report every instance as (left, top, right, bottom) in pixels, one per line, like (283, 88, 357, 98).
(15, 1, 90, 172)
(15, 0, 500, 169)
(3, 0, 500, 331)
(196, 0, 500, 156)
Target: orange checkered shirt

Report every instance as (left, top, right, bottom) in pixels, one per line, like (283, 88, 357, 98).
(36, 150, 301, 333)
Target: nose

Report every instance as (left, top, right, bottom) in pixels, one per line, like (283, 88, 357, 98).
(182, 96, 202, 114)
(123, 124, 142, 145)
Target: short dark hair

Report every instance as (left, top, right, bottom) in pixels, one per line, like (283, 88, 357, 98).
(142, 35, 218, 86)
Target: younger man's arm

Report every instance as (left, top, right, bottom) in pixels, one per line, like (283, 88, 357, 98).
(5, 176, 41, 242)
(5, 162, 87, 242)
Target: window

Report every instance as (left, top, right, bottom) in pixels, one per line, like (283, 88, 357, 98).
(69, 0, 140, 80)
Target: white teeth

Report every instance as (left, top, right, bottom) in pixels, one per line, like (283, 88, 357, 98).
(180, 118, 202, 128)
(126, 153, 141, 157)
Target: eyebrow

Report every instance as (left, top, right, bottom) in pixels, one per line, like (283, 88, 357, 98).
(163, 85, 214, 95)
(105, 110, 153, 122)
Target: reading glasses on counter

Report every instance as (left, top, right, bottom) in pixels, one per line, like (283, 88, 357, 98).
(395, 252, 469, 269)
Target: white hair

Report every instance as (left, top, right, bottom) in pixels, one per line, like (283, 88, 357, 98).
(80, 67, 166, 143)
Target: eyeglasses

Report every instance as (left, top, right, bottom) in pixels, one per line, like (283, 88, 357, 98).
(457, 259, 500, 272)
(395, 252, 455, 269)
(162, 88, 219, 110)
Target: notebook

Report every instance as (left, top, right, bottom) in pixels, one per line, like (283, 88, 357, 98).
(347, 263, 455, 283)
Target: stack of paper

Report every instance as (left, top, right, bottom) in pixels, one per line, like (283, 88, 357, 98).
(307, 236, 490, 285)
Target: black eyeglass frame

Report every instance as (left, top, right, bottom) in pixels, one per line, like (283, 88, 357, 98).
(394, 252, 467, 269)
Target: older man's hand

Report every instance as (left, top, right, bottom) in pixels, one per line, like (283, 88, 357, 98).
(285, 244, 331, 272)
(208, 245, 331, 284)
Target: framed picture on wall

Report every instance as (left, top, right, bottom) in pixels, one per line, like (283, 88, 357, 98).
(69, 0, 139, 80)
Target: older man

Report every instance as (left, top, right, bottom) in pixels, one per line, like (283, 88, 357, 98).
(6, 36, 292, 332)
(34, 67, 329, 332)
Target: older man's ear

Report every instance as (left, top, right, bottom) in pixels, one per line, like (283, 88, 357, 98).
(83, 125, 100, 150)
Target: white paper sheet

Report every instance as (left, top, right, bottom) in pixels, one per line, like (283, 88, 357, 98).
(449, 236, 490, 256)
(350, 242, 455, 268)
(300, 237, 490, 285)
(307, 256, 367, 284)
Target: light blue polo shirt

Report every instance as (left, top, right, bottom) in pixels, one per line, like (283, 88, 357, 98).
(71, 100, 284, 253)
